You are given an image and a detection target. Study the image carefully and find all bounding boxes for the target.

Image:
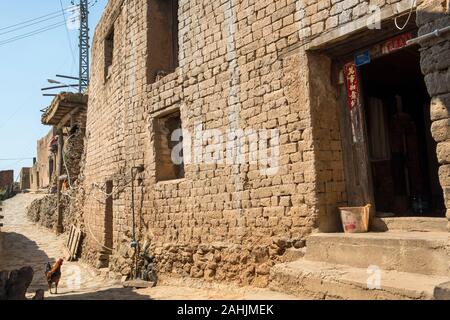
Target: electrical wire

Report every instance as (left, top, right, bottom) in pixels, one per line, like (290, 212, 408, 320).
(0, 0, 101, 47)
(0, 1, 100, 47)
(0, 102, 28, 130)
(59, 0, 77, 73)
(394, 0, 417, 30)
(0, 6, 76, 32)
(0, 13, 66, 36)
(0, 158, 34, 161)
(0, 20, 77, 47)
(0, 159, 26, 171)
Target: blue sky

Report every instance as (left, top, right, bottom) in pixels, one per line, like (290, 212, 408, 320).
(0, 0, 107, 180)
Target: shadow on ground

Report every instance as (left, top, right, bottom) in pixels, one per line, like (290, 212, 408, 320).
(45, 287, 153, 300)
(0, 231, 52, 292)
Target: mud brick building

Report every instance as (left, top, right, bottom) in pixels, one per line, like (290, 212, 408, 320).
(30, 93, 87, 195)
(0, 170, 14, 191)
(35, 92, 89, 233)
(77, 0, 450, 297)
(31, 129, 57, 191)
(19, 168, 31, 191)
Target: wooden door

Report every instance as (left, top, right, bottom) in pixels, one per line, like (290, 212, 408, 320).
(337, 62, 375, 210)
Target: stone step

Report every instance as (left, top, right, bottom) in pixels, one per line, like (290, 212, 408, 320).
(97, 267, 122, 281)
(371, 217, 448, 232)
(283, 248, 306, 262)
(269, 259, 449, 300)
(305, 232, 450, 276)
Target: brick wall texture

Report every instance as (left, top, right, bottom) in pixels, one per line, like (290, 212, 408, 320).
(0, 171, 14, 190)
(20, 168, 31, 190)
(31, 129, 56, 191)
(76, 0, 450, 286)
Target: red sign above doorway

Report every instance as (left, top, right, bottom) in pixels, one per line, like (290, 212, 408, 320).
(381, 33, 413, 55)
(343, 62, 359, 111)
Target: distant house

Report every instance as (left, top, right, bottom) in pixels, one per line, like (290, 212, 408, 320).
(19, 167, 32, 191)
(0, 170, 14, 191)
(30, 128, 57, 192)
(0, 170, 14, 199)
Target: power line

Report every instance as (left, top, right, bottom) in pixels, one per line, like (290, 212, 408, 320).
(0, 20, 77, 47)
(59, 0, 77, 71)
(0, 159, 29, 172)
(0, 6, 76, 32)
(0, 104, 26, 130)
(0, 1, 100, 48)
(0, 12, 65, 36)
(0, 158, 34, 161)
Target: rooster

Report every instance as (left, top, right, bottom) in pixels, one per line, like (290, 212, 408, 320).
(45, 258, 63, 294)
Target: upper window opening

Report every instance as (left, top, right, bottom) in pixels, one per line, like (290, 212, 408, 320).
(147, 0, 179, 83)
(104, 28, 115, 81)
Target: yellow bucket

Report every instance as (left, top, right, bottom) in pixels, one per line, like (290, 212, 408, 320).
(339, 204, 371, 233)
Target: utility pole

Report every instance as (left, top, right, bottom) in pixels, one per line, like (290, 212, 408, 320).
(42, 1, 90, 96)
(54, 1, 90, 234)
(78, 0, 89, 93)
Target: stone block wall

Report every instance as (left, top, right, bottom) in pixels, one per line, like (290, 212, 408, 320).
(417, 0, 450, 229)
(295, 0, 421, 41)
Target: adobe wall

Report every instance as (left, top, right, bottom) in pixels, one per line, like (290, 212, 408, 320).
(82, 0, 321, 285)
(80, 0, 448, 285)
(19, 168, 31, 191)
(31, 129, 56, 191)
(0, 171, 14, 191)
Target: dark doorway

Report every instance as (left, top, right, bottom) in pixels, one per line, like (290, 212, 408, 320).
(360, 45, 445, 217)
(49, 158, 54, 181)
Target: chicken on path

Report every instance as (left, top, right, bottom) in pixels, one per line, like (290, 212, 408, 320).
(45, 259, 63, 294)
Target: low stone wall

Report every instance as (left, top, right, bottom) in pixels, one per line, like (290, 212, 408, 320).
(26, 194, 76, 233)
(27, 195, 57, 229)
(107, 232, 304, 287)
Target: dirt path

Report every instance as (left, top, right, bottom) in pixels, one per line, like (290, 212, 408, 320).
(0, 193, 299, 300)
(0, 193, 121, 298)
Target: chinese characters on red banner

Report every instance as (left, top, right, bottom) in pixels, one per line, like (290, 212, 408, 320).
(344, 62, 359, 111)
(381, 33, 413, 55)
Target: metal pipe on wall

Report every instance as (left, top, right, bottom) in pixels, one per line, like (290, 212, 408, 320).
(406, 26, 450, 46)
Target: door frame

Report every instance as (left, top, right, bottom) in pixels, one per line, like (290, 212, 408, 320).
(333, 31, 418, 218)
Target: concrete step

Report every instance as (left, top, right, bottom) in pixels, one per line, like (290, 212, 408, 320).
(305, 232, 450, 276)
(269, 259, 449, 300)
(371, 217, 448, 232)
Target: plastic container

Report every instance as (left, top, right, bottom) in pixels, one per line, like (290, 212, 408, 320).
(339, 204, 371, 233)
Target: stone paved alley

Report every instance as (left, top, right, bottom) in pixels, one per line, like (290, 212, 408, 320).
(0, 193, 298, 300)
